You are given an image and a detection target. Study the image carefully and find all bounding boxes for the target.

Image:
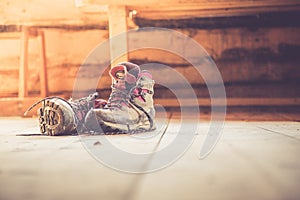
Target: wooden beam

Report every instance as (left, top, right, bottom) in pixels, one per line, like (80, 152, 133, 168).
(0, 97, 299, 116)
(133, 5, 300, 19)
(18, 26, 29, 98)
(79, 0, 300, 20)
(0, 32, 21, 39)
(0, 97, 41, 117)
(134, 10, 300, 28)
(155, 98, 300, 107)
(0, 0, 108, 26)
(38, 29, 48, 97)
(108, 5, 128, 67)
(83, 0, 300, 7)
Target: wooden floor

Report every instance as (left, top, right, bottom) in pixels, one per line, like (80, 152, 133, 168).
(0, 112, 299, 200)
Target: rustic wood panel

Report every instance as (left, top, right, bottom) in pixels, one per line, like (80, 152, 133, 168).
(128, 27, 300, 63)
(133, 6, 300, 20)
(0, 29, 109, 95)
(0, 0, 107, 26)
(108, 5, 128, 66)
(18, 26, 29, 98)
(83, 0, 300, 7)
(0, 26, 299, 96)
(79, 0, 300, 20)
(0, 97, 41, 116)
(1, 96, 299, 116)
(38, 30, 48, 97)
(2, 89, 297, 115)
(0, 2, 299, 111)
(134, 11, 300, 28)
(155, 97, 300, 107)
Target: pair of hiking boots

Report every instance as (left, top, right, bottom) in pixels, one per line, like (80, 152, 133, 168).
(27, 62, 156, 135)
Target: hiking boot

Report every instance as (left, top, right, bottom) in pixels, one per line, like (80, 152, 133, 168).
(84, 62, 156, 134)
(37, 98, 76, 136)
(26, 92, 101, 136)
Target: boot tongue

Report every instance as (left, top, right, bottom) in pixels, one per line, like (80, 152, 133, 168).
(110, 65, 137, 85)
(107, 63, 141, 107)
(112, 67, 126, 90)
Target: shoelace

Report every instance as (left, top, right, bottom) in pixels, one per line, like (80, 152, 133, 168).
(106, 84, 131, 108)
(70, 93, 98, 128)
(129, 86, 154, 130)
(104, 82, 154, 131)
(24, 96, 72, 116)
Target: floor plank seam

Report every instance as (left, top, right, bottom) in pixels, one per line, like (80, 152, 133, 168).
(121, 112, 173, 200)
(256, 126, 300, 142)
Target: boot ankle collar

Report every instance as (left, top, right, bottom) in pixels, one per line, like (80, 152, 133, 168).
(110, 65, 137, 84)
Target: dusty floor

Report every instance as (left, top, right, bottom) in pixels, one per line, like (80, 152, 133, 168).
(0, 112, 300, 200)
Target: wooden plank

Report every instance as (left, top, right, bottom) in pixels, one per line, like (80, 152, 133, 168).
(81, 0, 300, 19)
(0, 97, 41, 117)
(155, 98, 300, 107)
(1, 0, 299, 25)
(0, 32, 21, 39)
(38, 30, 48, 97)
(108, 5, 128, 67)
(133, 5, 300, 19)
(83, 0, 300, 7)
(18, 26, 29, 98)
(0, 0, 108, 26)
(1, 97, 298, 116)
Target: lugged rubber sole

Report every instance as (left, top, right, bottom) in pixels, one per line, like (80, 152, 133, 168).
(38, 99, 76, 136)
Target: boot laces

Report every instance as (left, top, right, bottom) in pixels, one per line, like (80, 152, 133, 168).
(106, 84, 131, 108)
(70, 92, 98, 126)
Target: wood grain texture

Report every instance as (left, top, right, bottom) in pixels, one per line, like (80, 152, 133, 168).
(18, 26, 29, 98)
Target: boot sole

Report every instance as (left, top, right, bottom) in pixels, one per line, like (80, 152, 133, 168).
(38, 100, 75, 136)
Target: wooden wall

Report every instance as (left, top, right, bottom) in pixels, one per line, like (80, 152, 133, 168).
(1, 21, 299, 99)
(0, 29, 108, 96)
(0, 1, 299, 116)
